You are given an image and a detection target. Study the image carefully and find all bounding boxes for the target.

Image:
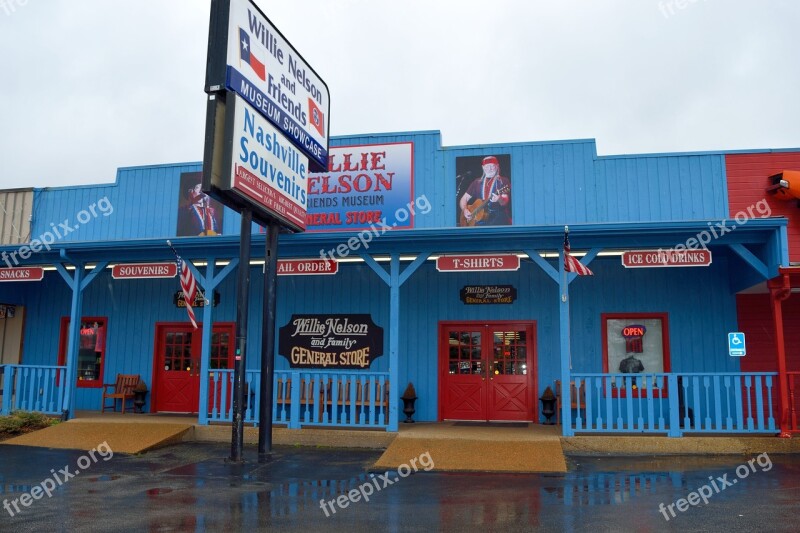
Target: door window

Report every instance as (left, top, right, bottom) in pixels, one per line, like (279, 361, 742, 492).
(448, 330, 483, 375)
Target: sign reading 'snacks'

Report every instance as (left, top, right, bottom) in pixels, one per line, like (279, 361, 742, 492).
(278, 315, 384, 369)
(0, 267, 44, 282)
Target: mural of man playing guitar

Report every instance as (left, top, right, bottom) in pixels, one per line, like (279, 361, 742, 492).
(459, 156, 511, 226)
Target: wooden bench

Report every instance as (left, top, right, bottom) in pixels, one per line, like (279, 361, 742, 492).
(276, 378, 390, 423)
(101, 374, 140, 414)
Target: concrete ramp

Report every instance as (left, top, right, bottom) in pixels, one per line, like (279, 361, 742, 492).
(374, 423, 567, 473)
(2, 421, 192, 454)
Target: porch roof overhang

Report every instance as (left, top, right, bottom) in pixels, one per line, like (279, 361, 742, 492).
(0, 217, 787, 265)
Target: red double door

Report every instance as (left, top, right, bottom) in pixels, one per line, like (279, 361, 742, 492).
(153, 323, 234, 413)
(440, 321, 537, 422)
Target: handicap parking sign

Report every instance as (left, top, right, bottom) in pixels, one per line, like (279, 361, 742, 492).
(728, 332, 746, 357)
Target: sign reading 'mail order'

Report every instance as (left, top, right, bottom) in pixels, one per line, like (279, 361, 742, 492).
(436, 255, 520, 272)
(0, 267, 44, 282)
(277, 259, 337, 275)
(112, 263, 178, 279)
(622, 249, 712, 268)
(212, 0, 330, 170)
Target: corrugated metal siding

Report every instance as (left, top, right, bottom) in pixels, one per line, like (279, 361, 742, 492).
(24, 132, 734, 245)
(397, 257, 737, 421)
(30, 163, 242, 242)
(593, 154, 727, 223)
(570, 257, 739, 374)
(11, 257, 739, 415)
(736, 294, 800, 372)
(15, 263, 389, 410)
(725, 152, 800, 263)
(0, 189, 33, 245)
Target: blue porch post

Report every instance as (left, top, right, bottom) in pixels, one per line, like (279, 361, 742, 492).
(193, 257, 239, 425)
(361, 251, 429, 431)
(389, 254, 400, 431)
(1, 366, 13, 415)
(55, 260, 108, 420)
(558, 248, 574, 436)
(197, 258, 215, 425)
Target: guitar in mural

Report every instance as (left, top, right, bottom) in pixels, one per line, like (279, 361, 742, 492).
(459, 185, 510, 227)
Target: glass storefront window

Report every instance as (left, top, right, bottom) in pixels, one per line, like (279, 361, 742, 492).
(58, 317, 107, 388)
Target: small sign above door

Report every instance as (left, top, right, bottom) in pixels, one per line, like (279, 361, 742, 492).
(113, 263, 178, 279)
(277, 259, 338, 275)
(622, 249, 712, 268)
(0, 267, 44, 282)
(174, 291, 220, 308)
(436, 254, 520, 272)
(460, 285, 517, 305)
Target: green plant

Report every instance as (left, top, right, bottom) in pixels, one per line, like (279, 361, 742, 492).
(0, 411, 58, 435)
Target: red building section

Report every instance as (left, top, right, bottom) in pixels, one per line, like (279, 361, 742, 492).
(726, 152, 800, 262)
(727, 152, 800, 433)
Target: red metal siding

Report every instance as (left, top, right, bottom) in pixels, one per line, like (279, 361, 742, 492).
(725, 152, 800, 263)
(736, 294, 800, 373)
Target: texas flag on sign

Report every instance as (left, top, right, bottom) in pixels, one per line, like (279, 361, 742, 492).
(239, 28, 266, 81)
(308, 98, 325, 138)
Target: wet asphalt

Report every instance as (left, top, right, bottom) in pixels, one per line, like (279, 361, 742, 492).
(0, 442, 798, 532)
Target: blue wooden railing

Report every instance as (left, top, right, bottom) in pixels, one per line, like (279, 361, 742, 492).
(569, 372, 778, 436)
(206, 369, 391, 430)
(0, 364, 67, 416)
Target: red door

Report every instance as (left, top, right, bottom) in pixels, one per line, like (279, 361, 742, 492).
(440, 322, 536, 422)
(154, 323, 234, 413)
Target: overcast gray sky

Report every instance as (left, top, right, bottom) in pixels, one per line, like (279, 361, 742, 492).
(0, 0, 798, 189)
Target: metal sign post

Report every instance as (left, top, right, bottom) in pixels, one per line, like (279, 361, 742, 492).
(231, 208, 252, 462)
(258, 223, 279, 461)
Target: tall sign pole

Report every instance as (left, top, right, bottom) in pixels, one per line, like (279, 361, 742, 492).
(259, 223, 279, 460)
(203, 0, 329, 462)
(230, 208, 252, 462)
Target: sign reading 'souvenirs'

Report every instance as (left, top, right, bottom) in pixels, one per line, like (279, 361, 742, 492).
(278, 315, 384, 369)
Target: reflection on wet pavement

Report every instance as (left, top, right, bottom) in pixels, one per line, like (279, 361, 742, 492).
(0, 443, 798, 532)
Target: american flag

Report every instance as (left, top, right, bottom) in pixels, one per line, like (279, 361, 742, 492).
(176, 254, 199, 329)
(564, 231, 593, 276)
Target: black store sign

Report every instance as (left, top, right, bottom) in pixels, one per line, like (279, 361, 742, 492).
(460, 285, 517, 305)
(278, 314, 384, 369)
(174, 290, 220, 308)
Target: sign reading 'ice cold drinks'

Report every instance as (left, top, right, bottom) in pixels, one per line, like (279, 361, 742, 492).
(622, 249, 712, 268)
(278, 315, 384, 369)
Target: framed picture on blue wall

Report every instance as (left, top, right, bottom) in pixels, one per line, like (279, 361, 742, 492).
(456, 155, 512, 227)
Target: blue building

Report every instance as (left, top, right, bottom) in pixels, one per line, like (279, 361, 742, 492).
(0, 130, 794, 437)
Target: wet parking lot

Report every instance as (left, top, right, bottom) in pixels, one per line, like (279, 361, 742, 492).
(1, 442, 799, 532)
